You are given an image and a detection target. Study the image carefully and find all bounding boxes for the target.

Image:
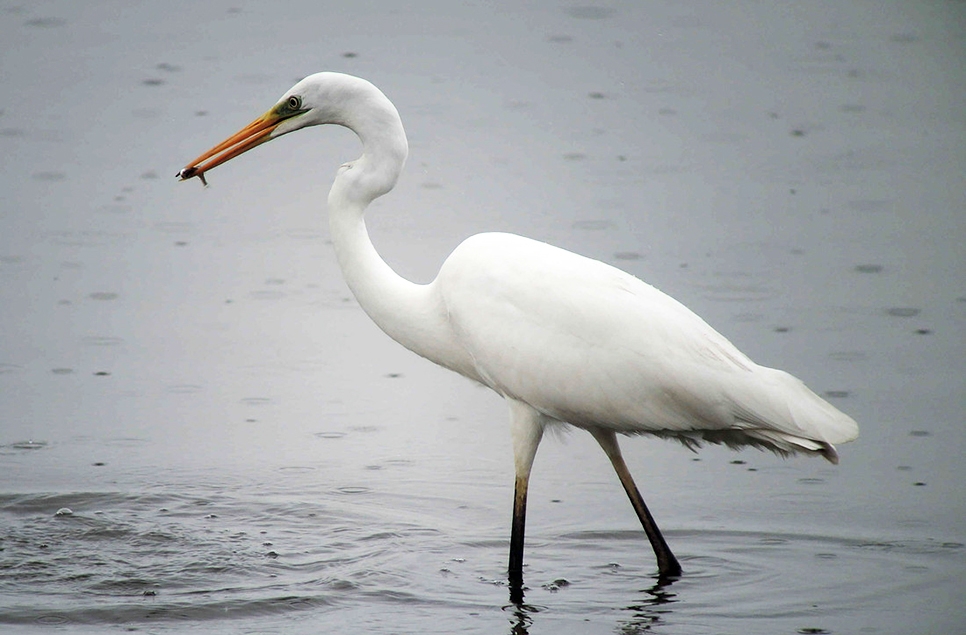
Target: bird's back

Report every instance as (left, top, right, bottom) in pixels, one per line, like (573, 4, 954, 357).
(435, 232, 858, 461)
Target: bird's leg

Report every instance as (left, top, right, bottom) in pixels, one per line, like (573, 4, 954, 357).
(507, 400, 545, 604)
(508, 473, 529, 602)
(590, 428, 682, 579)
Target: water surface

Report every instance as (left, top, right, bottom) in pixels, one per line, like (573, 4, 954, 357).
(2, 1, 964, 633)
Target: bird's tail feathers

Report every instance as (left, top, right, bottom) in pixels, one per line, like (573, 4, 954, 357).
(649, 428, 840, 464)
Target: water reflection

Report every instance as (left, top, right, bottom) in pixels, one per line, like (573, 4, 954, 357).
(619, 579, 679, 633)
(504, 576, 679, 635)
(504, 600, 537, 635)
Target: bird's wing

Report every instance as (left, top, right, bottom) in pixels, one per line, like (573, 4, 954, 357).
(435, 233, 858, 452)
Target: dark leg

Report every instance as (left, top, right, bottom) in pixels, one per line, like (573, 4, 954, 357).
(506, 400, 544, 605)
(591, 429, 682, 579)
(508, 475, 528, 604)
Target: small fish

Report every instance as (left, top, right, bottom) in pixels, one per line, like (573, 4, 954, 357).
(176, 166, 207, 186)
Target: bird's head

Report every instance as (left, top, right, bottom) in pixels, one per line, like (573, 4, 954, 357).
(176, 72, 358, 185)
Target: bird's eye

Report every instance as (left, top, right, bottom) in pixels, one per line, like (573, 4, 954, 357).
(287, 96, 302, 111)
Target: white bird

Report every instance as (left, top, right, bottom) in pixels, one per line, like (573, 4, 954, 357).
(178, 72, 858, 598)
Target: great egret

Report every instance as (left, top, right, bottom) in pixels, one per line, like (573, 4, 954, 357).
(178, 72, 858, 599)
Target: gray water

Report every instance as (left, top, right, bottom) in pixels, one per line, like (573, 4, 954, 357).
(2, 1, 965, 633)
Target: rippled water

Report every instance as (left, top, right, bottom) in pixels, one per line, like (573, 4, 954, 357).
(2, 1, 965, 633)
(2, 496, 963, 635)
(2, 432, 964, 634)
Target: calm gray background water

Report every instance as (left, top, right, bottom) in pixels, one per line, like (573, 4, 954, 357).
(2, 1, 964, 633)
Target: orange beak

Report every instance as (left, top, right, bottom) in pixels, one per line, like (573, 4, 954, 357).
(177, 111, 284, 185)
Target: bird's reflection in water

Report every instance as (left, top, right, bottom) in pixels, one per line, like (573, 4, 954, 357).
(504, 576, 678, 635)
(618, 578, 679, 633)
(504, 602, 536, 635)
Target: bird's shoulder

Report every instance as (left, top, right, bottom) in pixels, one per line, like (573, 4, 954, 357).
(439, 232, 632, 296)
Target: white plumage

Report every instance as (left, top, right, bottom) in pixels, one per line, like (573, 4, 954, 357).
(179, 72, 858, 598)
(437, 232, 855, 461)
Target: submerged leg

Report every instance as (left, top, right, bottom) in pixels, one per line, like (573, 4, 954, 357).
(507, 399, 545, 604)
(508, 474, 528, 600)
(590, 428, 682, 579)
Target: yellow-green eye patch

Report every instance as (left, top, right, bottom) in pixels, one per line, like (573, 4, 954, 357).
(274, 95, 306, 118)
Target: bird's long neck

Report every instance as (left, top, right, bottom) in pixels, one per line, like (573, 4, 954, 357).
(325, 84, 456, 367)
